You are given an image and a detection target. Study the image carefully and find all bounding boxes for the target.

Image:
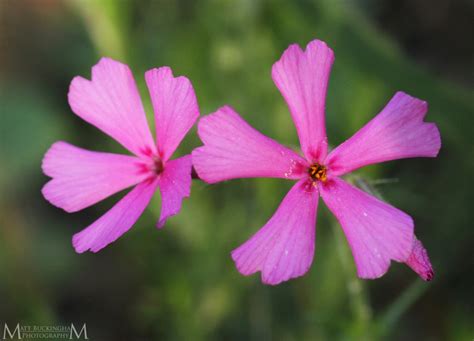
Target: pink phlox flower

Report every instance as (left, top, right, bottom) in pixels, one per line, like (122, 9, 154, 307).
(42, 58, 199, 253)
(193, 40, 440, 285)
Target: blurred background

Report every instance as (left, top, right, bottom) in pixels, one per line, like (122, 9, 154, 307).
(1, 0, 473, 340)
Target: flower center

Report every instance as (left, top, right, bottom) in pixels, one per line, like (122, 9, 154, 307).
(151, 156, 164, 175)
(308, 163, 327, 182)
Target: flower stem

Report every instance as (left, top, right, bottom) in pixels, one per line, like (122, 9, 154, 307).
(376, 280, 428, 337)
(332, 222, 373, 339)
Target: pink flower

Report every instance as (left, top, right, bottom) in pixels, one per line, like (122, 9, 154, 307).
(42, 58, 199, 253)
(193, 40, 440, 285)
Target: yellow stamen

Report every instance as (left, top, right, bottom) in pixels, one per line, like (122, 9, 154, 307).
(308, 163, 327, 182)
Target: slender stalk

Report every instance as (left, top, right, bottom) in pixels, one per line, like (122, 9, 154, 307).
(332, 223, 373, 340)
(376, 280, 428, 337)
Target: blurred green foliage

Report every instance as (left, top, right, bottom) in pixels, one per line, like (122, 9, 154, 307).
(1, 0, 473, 340)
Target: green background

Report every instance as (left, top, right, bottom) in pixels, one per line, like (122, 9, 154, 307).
(1, 0, 473, 340)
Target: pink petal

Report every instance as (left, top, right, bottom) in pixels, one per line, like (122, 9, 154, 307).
(156, 155, 193, 228)
(405, 237, 434, 281)
(320, 177, 414, 279)
(42, 141, 149, 213)
(145, 67, 199, 161)
(73, 178, 159, 253)
(192, 106, 308, 184)
(231, 179, 319, 285)
(326, 92, 441, 176)
(271, 39, 334, 163)
(68, 57, 156, 157)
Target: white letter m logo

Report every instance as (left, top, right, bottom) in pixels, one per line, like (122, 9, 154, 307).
(3, 323, 21, 340)
(69, 323, 88, 340)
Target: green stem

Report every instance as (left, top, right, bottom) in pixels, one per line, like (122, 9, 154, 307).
(376, 280, 428, 337)
(332, 223, 373, 339)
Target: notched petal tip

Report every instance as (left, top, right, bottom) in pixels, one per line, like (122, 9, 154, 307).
(307, 39, 335, 61)
(70, 57, 126, 93)
(72, 233, 95, 254)
(278, 43, 304, 59)
(67, 56, 156, 157)
(97, 56, 119, 64)
(393, 91, 427, 108)
(271, 39, 334, 162)
(145, 66, 199, 161)
(274, 39, 334, 66)
(146, 65, 172, 74)
(145, 66, 195, 94)
(91, 57, 128, 77)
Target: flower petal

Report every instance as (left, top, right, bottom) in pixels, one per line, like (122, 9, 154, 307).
(320, 177, 414, 279)
(192, 106, 308, 183)
(271, 39, 334, 163)
(145, 67, 199, 161)
(42, 141, 149, 213)
(73, 178, 159, 253)
(156, 155, 193, 228)
(68, 57, 156, 157)
(326, 92, 441, 176)
(405, 237, 434, 281)
(231, 179, 318, 285)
